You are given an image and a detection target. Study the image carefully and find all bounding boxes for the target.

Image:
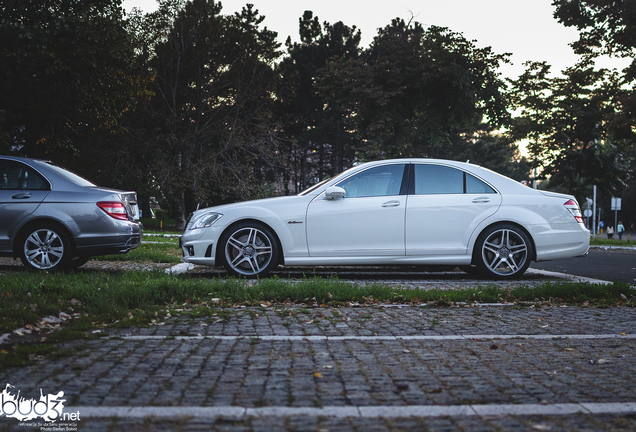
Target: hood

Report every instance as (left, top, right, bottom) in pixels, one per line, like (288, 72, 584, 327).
(192, 194, 302, 216)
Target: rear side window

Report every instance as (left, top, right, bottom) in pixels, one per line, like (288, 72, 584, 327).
(43, 162, 95, 187)
(466, 173, 496, 194)
(413, 164, 496, 195)
(0, 160, 50, 190)
(413, 164, 463, 194)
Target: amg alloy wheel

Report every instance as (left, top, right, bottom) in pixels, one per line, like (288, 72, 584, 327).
(220, 222, 279, 278)
(475, 224, 532, 279)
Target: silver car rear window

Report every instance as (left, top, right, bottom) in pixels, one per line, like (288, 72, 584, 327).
(44, 162, 96, 187)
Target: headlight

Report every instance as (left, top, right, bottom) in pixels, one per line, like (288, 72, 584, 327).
(189, 212, 223, 230)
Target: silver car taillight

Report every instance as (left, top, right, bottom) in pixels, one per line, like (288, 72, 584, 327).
(564, 199, 583, 224)
(97, 201, 129, 221)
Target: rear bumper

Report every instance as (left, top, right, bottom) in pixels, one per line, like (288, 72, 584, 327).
(533, 224, 590, 262)
(75, 222, 143, 256)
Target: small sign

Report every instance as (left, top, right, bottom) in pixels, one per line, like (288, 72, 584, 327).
(611, 197, 622, 211)
(583, 209, 593, 217)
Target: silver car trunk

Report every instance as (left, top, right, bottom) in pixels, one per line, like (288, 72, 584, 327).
(120, 192, 140, 221)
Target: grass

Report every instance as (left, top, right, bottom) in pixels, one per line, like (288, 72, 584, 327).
(140, 217, 177, 230)
(94, 241, 182, 263)
(1, 271, 634, 334)
(590, 236, 636, 247)
(1, 269, 635, 371)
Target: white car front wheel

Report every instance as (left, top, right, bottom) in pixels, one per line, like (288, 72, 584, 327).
(220, 222, 279, 278)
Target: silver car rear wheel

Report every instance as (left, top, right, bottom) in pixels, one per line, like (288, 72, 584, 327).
(20, 224, 71, 271)
(476, 224, 532, 279)
(221, 222, 279, 278)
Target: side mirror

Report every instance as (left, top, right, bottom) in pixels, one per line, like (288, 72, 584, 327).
(324, 186, 346, 200)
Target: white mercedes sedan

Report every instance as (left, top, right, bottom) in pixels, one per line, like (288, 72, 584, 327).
(180, 159, 589, 279)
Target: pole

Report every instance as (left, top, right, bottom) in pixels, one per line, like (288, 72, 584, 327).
(614, 208, 618, 239)
(593, 185, 597, 236)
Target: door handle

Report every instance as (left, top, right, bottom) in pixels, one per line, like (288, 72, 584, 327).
(471, 197, 490, 203)
(12, 193, 32, 199)
(381, 200, 401, 207)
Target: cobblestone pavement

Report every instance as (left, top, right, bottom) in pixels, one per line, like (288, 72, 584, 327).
(2, 305, 636, 431)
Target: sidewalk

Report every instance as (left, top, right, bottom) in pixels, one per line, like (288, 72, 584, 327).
(2, 306, 635, 431)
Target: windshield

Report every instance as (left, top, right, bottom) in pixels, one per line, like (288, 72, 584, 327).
(44, 162, 96, 187)
(298, 177, 331, 196)
(298, 165, 363, 196)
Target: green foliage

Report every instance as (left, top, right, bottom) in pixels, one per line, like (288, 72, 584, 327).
(123, 0, 282, 228)
(590, 237, 636, 246)
(0, 0, 145, 158)
(2, 0, 634, 223)
(509, 60, 633, 201)
(316, 21, 510, 162)
(275, 11, 362, 192)
(553, 0, 636, 77)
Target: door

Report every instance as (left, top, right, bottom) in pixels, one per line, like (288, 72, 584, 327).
(0, 160, 51, 247)
(406, 164, 502, 255)
(306, 163, 407, 256)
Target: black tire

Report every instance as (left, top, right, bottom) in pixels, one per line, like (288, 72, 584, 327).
(459, 265, 482, 276)
(474, 224, 532, 279)
(218, 222, 280, 278)
(19, 223, 72, 271)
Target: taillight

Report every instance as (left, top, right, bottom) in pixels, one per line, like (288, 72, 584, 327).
(97, 201, 129, 221)
(564, 199, 583, 223)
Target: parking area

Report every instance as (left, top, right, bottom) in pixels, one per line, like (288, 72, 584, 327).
(2, 301, 635, 431)
(2, 250, 635, 431)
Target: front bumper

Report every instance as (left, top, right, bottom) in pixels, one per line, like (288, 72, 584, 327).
(179, 226, 220, 267)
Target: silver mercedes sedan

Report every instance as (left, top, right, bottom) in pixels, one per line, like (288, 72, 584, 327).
(0, 156, 142, 271)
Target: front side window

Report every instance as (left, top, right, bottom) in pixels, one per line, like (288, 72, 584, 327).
(336, 164, 405, 198)
(0, 160, 49, 190)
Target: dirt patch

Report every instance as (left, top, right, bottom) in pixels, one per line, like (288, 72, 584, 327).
(0, 257, 174, 273)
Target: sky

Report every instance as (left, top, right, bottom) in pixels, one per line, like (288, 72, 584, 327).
(122, 0, 630, 79)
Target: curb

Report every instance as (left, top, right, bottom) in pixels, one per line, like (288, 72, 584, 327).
(525, 268, 612, 285)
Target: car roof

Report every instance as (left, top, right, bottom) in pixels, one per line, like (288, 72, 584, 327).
(347, 158, 533, 195)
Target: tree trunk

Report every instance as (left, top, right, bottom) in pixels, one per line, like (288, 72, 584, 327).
(175, 191, 187, 231)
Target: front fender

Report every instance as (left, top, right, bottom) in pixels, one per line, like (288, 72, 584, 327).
(218, 200, 311, 258)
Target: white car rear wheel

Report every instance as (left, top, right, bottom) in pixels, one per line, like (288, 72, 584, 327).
(475, 224, 532, 279)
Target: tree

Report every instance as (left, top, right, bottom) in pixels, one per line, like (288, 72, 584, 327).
(275, 11, 361, 193)
(551, 1, 636, 221)
(317, 20, 510, 162)
(509, 60, 632, 201)
(0, 0, 144, 158)
(553, 0, 636, 77)
(126, 0, 281, 228)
